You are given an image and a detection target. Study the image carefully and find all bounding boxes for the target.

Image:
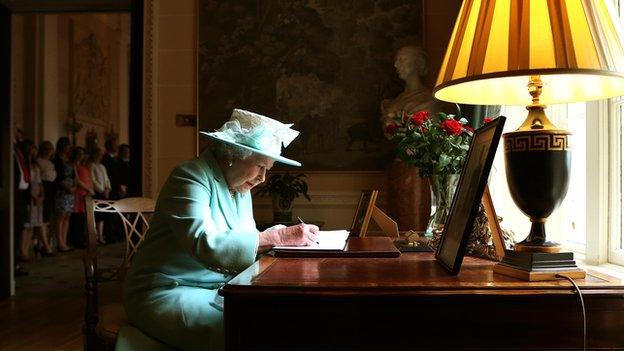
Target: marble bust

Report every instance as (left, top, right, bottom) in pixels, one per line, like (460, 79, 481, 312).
(381, 45, 439, 133)
(382, 45, 439, 231)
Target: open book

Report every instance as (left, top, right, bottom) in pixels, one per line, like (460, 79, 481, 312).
(272, 230, 350, 251)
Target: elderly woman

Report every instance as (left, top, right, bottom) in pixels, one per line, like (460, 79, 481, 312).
(121, 109, 318, 351)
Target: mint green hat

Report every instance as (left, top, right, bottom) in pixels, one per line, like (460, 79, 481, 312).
(200, 109, 301, 167)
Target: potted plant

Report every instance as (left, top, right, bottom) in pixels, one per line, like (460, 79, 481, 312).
(254, 172, 311, 223)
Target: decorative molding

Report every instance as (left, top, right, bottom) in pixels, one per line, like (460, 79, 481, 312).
(1, 1, 132, 12)
(504, 133, 570, 152)
(142, 0, 158, 198)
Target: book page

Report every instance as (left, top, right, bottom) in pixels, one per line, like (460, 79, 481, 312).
(273, 230, 350, 251)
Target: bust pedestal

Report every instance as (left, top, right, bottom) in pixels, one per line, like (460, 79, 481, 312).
(386, 160, 430, 232)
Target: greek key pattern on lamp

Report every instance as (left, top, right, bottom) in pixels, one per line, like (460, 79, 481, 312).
(504, 134, 569, 152)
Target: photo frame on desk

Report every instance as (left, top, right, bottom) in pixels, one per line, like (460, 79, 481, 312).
(482, 185, 506, 260)
(350, 190, 399, 238)
(435, 117, 506, 274)
(350, 190, 378, 237)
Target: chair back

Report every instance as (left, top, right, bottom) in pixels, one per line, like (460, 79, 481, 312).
(83, 196, 156, 351)
(85, 196, 156, 280)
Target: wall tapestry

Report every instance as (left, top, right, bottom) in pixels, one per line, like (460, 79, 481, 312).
(199, 0, 424, 170)
(68, 15, 123, 149)
(71, 21, 111, 124)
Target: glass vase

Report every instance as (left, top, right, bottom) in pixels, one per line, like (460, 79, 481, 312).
(426, 173, 460, 236)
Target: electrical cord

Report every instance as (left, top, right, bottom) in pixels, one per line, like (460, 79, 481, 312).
(556, 274, 586, 351)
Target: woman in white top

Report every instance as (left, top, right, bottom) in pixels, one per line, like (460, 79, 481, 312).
(36, 141, 57, 226)
(20, 140, 54, 258)
(88, 147, 111, 244)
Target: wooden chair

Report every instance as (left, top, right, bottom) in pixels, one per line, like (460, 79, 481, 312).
(83, 196, 156, 351)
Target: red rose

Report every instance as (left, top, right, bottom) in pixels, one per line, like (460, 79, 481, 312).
(484, 117, 493, 124)
(385, 123, 397, 135)
(464, 125, 474, 133)
(440, 119, 463, 136)
(410, 110, 429, 125)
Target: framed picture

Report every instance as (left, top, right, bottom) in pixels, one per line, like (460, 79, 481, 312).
(350, 190, 379, 237)
(482, 185, 506, 260)
(435, 117, 507, 274)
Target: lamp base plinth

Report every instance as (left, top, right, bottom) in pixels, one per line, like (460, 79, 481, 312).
(493, 250, 585, 281)
(515, 241, 561, 253)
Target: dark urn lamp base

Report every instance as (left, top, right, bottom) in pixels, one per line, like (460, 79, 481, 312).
(514, 220, 561, 253)
(515, 241, 561, 253)
(495, 76, 585, 281)
(500, 130, 584, 280)
(504, 129, 572, 252)
(494, 250, 586, 281)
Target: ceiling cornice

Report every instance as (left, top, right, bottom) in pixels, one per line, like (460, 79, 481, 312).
(0, 0, 131, 13)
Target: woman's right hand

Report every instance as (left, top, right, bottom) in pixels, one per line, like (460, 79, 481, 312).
(259, 223, 319, 247)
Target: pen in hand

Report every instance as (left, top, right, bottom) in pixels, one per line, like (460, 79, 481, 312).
(297, 216, 319, 245)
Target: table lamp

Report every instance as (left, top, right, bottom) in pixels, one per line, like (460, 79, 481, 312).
(434, 0, 624, 280)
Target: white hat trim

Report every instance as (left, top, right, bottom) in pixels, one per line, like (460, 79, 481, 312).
(201, 109, 301, 166)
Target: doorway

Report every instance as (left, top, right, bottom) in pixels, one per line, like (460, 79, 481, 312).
(0, 0, 143, 298)
(13, 13, 131, 153)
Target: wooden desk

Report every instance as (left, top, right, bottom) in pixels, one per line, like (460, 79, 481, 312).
(221, 253, 624, 350)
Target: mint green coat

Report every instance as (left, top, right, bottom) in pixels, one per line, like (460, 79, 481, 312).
(121, 150, 259, 351)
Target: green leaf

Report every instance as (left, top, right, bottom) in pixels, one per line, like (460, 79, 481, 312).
(253, 172, 311, 201)
(438, 154, 451, 168)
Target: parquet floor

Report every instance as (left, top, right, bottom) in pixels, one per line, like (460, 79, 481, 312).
(0, 243, 125, 351)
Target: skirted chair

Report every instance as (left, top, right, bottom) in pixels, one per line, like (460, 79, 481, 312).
(83, 196, 172, 351)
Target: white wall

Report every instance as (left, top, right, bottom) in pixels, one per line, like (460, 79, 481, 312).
(11, 13, 130, 148)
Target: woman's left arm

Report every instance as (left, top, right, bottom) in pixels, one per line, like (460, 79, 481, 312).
(161, 165, 259, 274)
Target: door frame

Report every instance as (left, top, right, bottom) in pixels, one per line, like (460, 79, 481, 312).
(0, 3, 12, 298)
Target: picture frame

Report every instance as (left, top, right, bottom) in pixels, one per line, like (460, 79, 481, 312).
(482, 184, 506, 260)
(435, 117, 507, 274)
(350, 190, 379, 237)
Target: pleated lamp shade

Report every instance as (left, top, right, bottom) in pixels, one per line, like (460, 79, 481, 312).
(434, 0, 624, 105)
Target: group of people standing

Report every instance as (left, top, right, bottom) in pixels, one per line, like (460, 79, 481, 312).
(13, 130, 133, 275)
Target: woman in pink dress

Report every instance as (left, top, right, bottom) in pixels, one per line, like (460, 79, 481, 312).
(72, 146, 94, 214)
(69, 147, 94, 248)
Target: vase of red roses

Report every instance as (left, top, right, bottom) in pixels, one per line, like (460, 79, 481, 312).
(386, 107, 480, 236)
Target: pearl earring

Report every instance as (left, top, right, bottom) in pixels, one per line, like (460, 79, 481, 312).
(228, 160, 233, 167)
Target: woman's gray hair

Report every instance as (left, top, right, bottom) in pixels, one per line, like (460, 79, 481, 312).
(213, 142, 254, 162)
